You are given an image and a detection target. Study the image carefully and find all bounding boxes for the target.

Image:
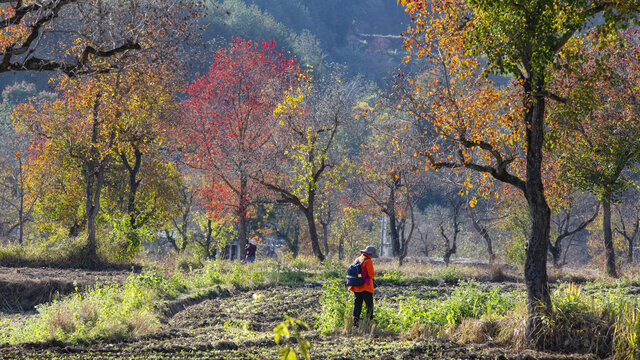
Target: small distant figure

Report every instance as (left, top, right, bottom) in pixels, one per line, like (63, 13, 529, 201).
(347, 245, 378, 326)
(246, 238, 257, 263)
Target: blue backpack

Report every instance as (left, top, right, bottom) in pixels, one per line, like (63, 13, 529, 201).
(346, 258, 369, 286)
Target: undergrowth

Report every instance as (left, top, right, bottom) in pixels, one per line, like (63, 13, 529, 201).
(0, 275, 159, 344)
(316, 279, 513, 335)
(316, 278, 640, 358)
(0, 259, 308, 345)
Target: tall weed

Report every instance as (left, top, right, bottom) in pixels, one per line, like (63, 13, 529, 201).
(316, 280, 514, 335)
(0, 275, 159, 344)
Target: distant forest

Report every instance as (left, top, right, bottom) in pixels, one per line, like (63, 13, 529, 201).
(0, 0, 410, 91)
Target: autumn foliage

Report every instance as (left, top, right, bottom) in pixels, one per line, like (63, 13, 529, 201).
(180, 38, 299, 259)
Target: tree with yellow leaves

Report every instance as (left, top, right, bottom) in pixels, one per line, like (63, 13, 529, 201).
(14, 62, 182, 264)
(397, 0, 639, 343)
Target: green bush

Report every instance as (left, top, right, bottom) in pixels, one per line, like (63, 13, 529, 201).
(317, 261, 344, 280)
(316, 279, 353, 334)
(547, 283, 640, 358)
(380, 269, 404, 285)
(0, 237, 88, 267)
(279, 267, 306, 284)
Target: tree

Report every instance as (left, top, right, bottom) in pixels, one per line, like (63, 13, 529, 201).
(193, 213, 235, 259)
(614, 190, 640, 263)
(268, 204, 303, 258)
(439, 197, 464, 266)
(399, 0, 639, 341)
(180, 38, 299, 261)
(0, 0, 203, 75)
(0, 82, 54, 243)
(260, 72, 361, 262)
(358, 105, 426, 265)
(548, 29, 640, 277)
(548, 198, 599, 268)
(15, 61, 182, 263)
(466, 200, 498, 266)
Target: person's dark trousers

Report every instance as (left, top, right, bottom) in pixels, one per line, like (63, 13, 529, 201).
(353, 291, 373, 325)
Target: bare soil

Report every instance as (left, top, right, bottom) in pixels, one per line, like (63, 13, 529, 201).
(0, 268, 602, 360)
(0, 266, 132, 313)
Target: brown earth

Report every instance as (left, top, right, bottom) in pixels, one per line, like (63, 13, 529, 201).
(0, 266, 132, 313)
(0, 268, 603, 360)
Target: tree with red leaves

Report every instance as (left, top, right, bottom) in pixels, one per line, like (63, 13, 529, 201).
(181, 38, 299, 260)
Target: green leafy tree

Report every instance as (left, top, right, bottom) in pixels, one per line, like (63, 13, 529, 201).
(548, 29, 640, 277)
(15, 63, 182, 263)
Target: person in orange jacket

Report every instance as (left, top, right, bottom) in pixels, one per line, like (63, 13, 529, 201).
(348, 245, 378, 326)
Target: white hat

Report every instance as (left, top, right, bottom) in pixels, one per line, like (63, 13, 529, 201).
(250, 238, 257, 245)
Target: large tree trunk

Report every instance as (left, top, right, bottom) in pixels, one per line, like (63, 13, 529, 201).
(83, 98, 109, 265)
(304, 207, 325, 262)
(238, 175, 248, 261)
(303, 184, 325, 262)
(523, 90, 553, 344)
(602, 194, 618, 277)
(121, 147, 142, 230)
(85, 160, 106, 265)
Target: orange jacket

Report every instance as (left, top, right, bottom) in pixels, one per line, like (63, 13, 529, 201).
(348, 253, 375, 293)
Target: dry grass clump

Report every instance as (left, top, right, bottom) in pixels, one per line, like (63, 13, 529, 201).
(449, 317, 501, 345)
(537, 312, 613, 357)
(47, 306, 76, 338)
(448, 283, 639, 359)
(375, 259, 520, 284)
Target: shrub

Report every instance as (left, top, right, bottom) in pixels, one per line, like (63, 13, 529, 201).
(380, 269, 403, 285)
(316, 279, 353, 334)
(315, 280, 514, 335)
(279, 267, 306, 284)
(317, 260, 344, 280)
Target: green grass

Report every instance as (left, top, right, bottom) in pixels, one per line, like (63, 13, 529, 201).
(0, 238, 89, 268)
(317, 260, 345, 281)
(0, 259, 313, 345)
(377, 267, 461, 286)
(0, 274, 160, 344)
(315, 279, 514, 335)
(315, 273, 640, 358)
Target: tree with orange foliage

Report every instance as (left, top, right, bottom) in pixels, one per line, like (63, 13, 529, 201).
(358, 103, 428, 266)
(14, 62, 181, 263)
(397, 0, 639, 343)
